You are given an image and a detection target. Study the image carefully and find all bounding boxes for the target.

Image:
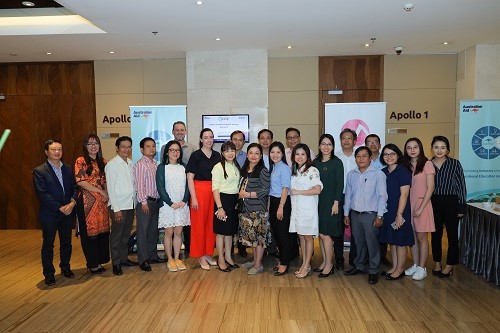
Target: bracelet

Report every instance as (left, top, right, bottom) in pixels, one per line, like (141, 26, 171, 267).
(217, 206, 223, 210)
(396, 212, 403, 216)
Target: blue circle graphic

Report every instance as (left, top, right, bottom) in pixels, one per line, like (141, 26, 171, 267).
(471, 126, 500, 159)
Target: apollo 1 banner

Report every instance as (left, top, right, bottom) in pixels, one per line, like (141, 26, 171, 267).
(459, 100, 500, 202)
(129, 105, 187, 163)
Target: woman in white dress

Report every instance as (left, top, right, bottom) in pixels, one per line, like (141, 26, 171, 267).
(290, 143, 323, 278)
(156, 140, 190, 272)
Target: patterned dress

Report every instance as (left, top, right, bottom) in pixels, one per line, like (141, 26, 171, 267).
(74, 157, 109, 237)
(158, 164, 190, 228)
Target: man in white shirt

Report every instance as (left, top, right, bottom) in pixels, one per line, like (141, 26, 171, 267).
(105, 136, 138, 275)
(335, 128, 358, 266)
(285, 127, 315, 166)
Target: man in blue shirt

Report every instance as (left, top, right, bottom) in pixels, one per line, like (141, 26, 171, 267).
(343, 146, 387, 284)
(231, 130, 246, 167)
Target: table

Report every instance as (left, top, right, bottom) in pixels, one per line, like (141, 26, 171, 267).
(460, 203, 499, 286)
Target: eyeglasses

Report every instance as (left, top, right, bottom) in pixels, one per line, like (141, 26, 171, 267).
(320, 142, 333, 146)
(286, 135, 299, 141)
(86, 143, 100, 147)
(168, 148, 181, 153)
(383, 152, 397, 157)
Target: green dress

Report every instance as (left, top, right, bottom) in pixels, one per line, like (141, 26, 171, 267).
(313, 156, 344, 237)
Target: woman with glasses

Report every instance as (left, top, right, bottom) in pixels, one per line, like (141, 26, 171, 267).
(313, 134, 344, 277)
(379, 144, 414, 280)
(156, 140, 190, 272)
(74, 134, 110, 274)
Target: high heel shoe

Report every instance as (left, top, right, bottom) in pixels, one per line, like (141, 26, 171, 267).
(199, 258, 210, 271)
(386, 271, 405, 280)
(312, 267, 324, 273)
(88, 267, 103, 274)
(432, 268, 442, 276)
(295, 266, 311, 279)
(318, 267, 334, 278)
(217, 262, 231, 273)
(274, 266, 289, 276)
(439, 267, 453, 278)
(205, 256, 217, 266)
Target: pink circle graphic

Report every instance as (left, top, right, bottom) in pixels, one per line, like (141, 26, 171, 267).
(342, 119, 370, 146)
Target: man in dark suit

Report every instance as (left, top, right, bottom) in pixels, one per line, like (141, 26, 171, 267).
(33, 140, 77, 286)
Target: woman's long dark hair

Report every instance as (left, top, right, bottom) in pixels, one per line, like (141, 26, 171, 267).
(317, 133, 335, 160)
(404, 137, 428, 175)
(380, 143, 411, 171)
(220, 141, 240, 179)
(268, 141, 286, 173)
(82, 133, 105, 176)
(292, 143, 313, 176)
(161, 140, 183, 165)
(241, 143, 264, 178)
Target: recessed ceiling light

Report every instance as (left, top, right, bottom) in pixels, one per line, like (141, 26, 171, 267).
(287, 45, 292, 49)
(364, 43, 370, 47)
(215, 37, 221, 41)
(109, 51, 115, 54)
(443, 42, 448, 45)
(196, 1, 203, 5)
(46, 52, 51, 55)
(22, 1, 35, 7)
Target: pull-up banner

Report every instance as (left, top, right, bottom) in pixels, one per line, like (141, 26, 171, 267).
(129, 105, 187, 163)
(459, 100, 500, 202)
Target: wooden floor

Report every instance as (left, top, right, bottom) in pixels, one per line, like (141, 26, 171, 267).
(0, 230, 498, 333)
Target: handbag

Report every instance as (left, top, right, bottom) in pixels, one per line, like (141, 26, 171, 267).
(234, 176, 248, 213)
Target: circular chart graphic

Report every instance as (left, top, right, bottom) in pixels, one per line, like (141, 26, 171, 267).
(471, 126, 500, 159)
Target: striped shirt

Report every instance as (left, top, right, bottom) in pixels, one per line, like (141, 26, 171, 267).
(133, 155, 158, 204)
(431, 156, 467, 212)
(241, 166, 270, 213)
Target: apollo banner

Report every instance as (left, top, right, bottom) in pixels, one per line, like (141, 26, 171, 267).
(324, 102, 386, 148)
(459, 100, 500, 202)
(129, 105, 187, 163)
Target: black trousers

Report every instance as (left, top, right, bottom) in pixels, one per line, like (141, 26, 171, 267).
(41, 217, 73, 277)
(431, 194, 460, 265)
(135, 199, 160, 264)
(269, 196, 296, 266)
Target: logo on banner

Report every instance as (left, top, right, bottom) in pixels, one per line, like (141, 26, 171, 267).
(471, 126, 500, 160)
(342, 119, 370, 145)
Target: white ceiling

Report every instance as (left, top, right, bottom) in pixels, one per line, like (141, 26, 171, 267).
(1, 0, 500, 62)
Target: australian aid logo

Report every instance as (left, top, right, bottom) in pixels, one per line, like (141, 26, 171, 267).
(341, 119, 370, 146)
(462, 104, 482, 114)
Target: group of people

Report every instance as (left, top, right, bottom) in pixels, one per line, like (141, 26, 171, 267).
(33, 121, 466, 287)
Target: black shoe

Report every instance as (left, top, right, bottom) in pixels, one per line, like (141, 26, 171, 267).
(150, 258, 165, 264)
(380, 271, 388, 276)
(386, 271, 405, 280)
(312, 267, 324, 273)
(432, 268, 442, 276)
(217, 262, 231, 273)
(89, 267, 104, 274)
(120, 259, 139, 267)
(227, 263, 240, 269)
(140, 261, 152, 271)
(62, 269, 75, 278)
(274, 266, 289, 276)
(381, 257, 392, 267)
(318, 267, 334, 278)
(345, 267, 364, 276)
(113, 265, 123, 276)
(438, 268, 453, 278)
(368, 274, 379, 284)
(44, 276, 55, 286)
(335, 261, 345, 271)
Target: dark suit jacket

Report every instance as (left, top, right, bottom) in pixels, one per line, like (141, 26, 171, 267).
(33, 160, 77, 223)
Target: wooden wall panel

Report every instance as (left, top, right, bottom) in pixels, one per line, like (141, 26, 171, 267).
(318, 56, 384, 133)
(0, 62, 96, 229)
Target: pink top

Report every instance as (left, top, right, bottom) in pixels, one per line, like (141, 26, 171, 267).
(410, 160, 436, 232)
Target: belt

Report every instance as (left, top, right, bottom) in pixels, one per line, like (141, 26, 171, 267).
(351, 210, 376, 215)
(147, 196, 159, 202)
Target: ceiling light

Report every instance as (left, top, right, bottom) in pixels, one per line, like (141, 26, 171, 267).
(287, 45, 292, 49)
(364, 43, 370, 47)
(443, 42, 448, 45)
(109, 51, 115, 54)
(403, 3, 414, 11)
(46, 52, 51, 55)
(196, 1, 203, 5)
(215, 37, 221, 41)
(22, 1, 35, 7)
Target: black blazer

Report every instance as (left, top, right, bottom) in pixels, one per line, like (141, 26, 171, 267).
(33, 160, 77, 223)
